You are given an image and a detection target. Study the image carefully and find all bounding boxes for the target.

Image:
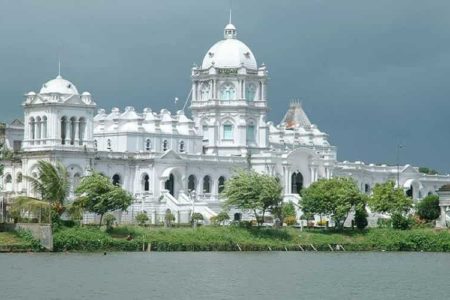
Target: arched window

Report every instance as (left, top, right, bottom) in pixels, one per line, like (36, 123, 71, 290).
(30, 117, 36, 140)
(79, 117, 86, 145)
(203, 175, 211, 193)
(200, 83, 210, 101)
(364, 184, 370, 194)
(107, 139, 112, 151)
(223, 123, 233, 140)
(61, 117, 67, 145)
(94, 140, 98, 151)
(145, 139, 151, 151)
(73, 173, 81, 190)
(291, 172, 304, 194)
(202, 125, 208, 141)
(188, 175, 196, 192)
(406, 186, 413, 198)
(234, 213, 242, 221)
(112, 174, 121, 186)
(165, 174, 175, 196)
(246, 123, 255, 143)
(42, 116, 47, 139)
(143, 174, 150, 192)
(179, 140, 185, 153)
(5, 174, 12, 184)
(163, 140, 168, 152)
(246, 83, 256, 101)
(219, 83, 236, 100)
(36, 117, 41, 140)
(16, 173, 23, 183)
(218, 176, 226, 193)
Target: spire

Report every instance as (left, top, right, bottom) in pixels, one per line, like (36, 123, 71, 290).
(224, 8, 237, 39)
(57, 57, 62, 79)
(281, 101, 312, 129)
(229, 8, 232, 24)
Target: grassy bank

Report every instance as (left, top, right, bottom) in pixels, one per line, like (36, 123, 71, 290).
(0, 231, 39, 252)
(52, 226, 450, 252)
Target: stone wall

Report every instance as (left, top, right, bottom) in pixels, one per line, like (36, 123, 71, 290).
(1, 223, 53, 251)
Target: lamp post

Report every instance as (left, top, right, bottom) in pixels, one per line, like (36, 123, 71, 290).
(189, 190, 196, 227)
(396, 144, 403, 187)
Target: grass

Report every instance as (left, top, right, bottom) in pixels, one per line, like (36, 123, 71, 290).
(52, 225, 450, 252)
(0, 231, 34, 252)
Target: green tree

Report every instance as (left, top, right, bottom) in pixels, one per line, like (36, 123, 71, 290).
(300, 177, 365, 230)
(135, 212, 149, 226)
(272, 202, 297, 226)
(164, 209, 175, 227)
(416, 194, 440, 221)
(223, 170, 282, 226)
(368, 181, 412, 215)
(103, 213, 116, 232)
(210, 211, 230, 226)
(11, 160, 70, 224)
(191, 212, 204, 227)
(74, 172, 133, 225)
(354, 205, 368, 230)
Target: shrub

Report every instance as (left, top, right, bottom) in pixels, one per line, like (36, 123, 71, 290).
(135, 213, 149, 226)
(354, 208, 368, 229)
(392, 213, 412, 230)
(164, 211, 175, 227)
(103, 214, 116, 232)
(416, 195, 440, 221)
(284, 216, 297, 226)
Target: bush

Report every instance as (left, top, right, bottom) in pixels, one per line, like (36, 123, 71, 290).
(417, 195, 440, 221)
(135, 213, 149, 226)
(354, 208, 368, 229)
(392, 213, 412, 230)
(103, 214, 116, 232)
(284, 216, 297, 226)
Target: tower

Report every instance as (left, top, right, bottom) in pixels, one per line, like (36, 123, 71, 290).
(22, 74, 96, 151)
(190, 21, 269, 156)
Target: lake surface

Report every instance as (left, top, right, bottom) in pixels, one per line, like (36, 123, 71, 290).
(1, 252, 449, 300)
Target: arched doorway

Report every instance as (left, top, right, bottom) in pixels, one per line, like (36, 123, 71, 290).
(188, 175, 196, 192)
(406, 186, 413, 198)
(291, 172, 303, 194)
(165, 174, 175, 196)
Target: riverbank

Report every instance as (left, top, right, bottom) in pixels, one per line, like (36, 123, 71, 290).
(47, 226, 450, 252)
(0, 231, 39, 252)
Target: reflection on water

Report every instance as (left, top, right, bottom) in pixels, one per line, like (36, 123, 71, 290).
(1, 252, 449, 300)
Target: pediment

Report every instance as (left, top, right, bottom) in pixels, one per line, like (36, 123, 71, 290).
(159, 149, 182, 160)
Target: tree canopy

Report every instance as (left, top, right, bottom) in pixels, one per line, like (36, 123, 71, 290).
(74, 172, 133, 225)
(223, 170, 282, 225)
(300, 177, 365, 229)
(416, 194, 440, 221)
(368, 181, 412, 215)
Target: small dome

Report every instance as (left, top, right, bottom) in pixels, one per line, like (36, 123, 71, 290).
(39, 75, 79, 95)
(201, 23, 257, 70)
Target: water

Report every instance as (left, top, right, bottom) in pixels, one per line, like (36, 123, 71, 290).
(1, 252, 449, 300)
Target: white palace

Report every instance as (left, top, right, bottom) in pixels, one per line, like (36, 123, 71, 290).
(1, 21, 450, 224)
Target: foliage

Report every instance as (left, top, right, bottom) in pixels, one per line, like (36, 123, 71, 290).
(300, 177, 365, 230)
(210, 211, 230, 225)
(223, 170, 282, 225)
(354, 206, 368, 230)
(74, 172, 133, 225)
(164, 210, 176, 227)
(391, 213, 413, 230)
(10, 196, 51, 223)
(418, 167, 439, 175)
(103, 214, 116, 232)
(416, 195, 440, 221)
(135, 212, 149, 226)
(272, 202, 297, 225)
(284, 216, 297, 226)
(191, 212, 204, 227)
(368, 181, 413, 215)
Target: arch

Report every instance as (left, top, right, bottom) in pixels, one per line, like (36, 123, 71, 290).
(61, 116, 67, 145)
(364, 183, 370, 194)
(73, 173, 81, 190)
(291, 172, 304, 194)
(162, 140, 169, 152)
(70, 117, 77, 145)
(218, 176, 226, 193)
(234, 213, 242, 221)
(36, 116, 42, 140)
(203, 175, 211, 194)
(165, 173, 175, 196)
(219, 82, 236, 100)
(16, 172, 23, 183)
(4, 174, 12, 192)
(145, 139, 151, 151)
(112, 174, 121, 186)
(188, 175, 197, 192)
(5, 174, 12, 184)
(179, 140, 185, 153)
(78, 117, 86, 145)
(29, 117, 36, 140)
(246, 83, 256, 101)
(143, 174, 150, 192)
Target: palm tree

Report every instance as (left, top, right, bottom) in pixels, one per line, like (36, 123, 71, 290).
(12, 160, 70, 222)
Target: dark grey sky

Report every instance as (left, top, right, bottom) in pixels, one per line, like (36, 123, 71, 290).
(1, 0, 449, 172)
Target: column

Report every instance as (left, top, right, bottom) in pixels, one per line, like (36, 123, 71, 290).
(65, 120, 71, 145)
(74, 120, 80, 145)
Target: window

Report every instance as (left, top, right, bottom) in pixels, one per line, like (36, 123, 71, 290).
(42, 116, 47, 139)
(112, 174, 121, 186)
(145, 139, 151, 151)
(203, 176, 211, 193)
(179, 141, 185, 153)
(5, 174, 12, 184)
(30, 117, 35, 140)
(246, 124, 255, 143)
(218, 176, 226, 193)
(162, 140, 168, 151)
(60, 117, 67, 145)
(188, 175, 196, 192)
(202, 125, 208, 140)
(219, 83, 236, 100)
(94, 140, 98, 151)
(223, 124, 233, 140)
(246, 83, 256, 101)
(79, 117, 86, 145)
(70, 117, 76, 145)
(200, 83, 210, 101)
(143, 174, 150, 192)
(107, 139, 112, 151)
(291, 172, 304, 194)
(16, 173, 23, 183)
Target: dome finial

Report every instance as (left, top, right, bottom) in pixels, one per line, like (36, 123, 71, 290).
(229, 7, 232, 24)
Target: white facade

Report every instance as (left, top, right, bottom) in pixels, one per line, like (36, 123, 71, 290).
(2, 22, 450, 224)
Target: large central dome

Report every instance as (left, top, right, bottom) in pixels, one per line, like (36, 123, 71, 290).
(201, 23, 257, 70)
(39, 75, 79, 95)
